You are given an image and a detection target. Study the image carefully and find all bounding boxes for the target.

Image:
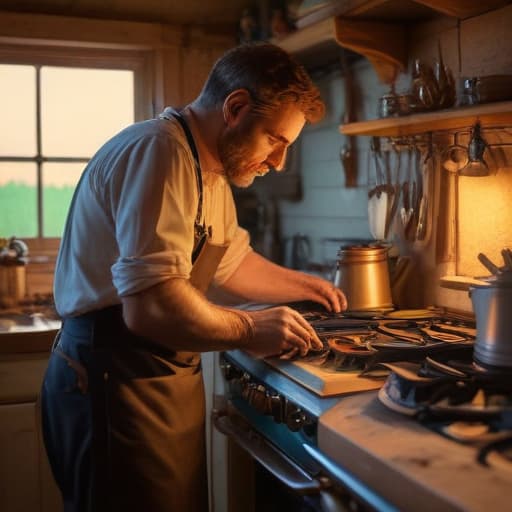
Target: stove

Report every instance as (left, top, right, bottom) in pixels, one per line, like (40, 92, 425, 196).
(215, 304, 484, 511)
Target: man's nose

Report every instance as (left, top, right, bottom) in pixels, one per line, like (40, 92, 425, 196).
(268, 146, 288, 171)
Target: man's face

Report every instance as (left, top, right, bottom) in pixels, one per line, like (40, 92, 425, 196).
(218, 103, 306, 188)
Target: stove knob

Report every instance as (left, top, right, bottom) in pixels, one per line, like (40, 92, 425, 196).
(285, 404, 306, 432)
(269, 394, 285, 423)
(219, 361, 239, 381)
(243, 383, 270, 414)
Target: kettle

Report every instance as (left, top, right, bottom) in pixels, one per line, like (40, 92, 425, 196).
(334, 243, 393, 312)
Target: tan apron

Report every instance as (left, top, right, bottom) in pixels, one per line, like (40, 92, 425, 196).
(90, 239, 227, 512)
(88, 111, 229, 512)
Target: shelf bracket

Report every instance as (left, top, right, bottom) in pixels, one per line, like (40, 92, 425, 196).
(334, 17, 407, 85)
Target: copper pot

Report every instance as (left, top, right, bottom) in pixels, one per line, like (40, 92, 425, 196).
(333, 245, 393, 312)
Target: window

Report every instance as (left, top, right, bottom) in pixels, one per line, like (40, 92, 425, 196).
(0, 63, 135, 240)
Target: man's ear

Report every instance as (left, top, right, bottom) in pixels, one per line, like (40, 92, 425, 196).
(223, 89, 251, 127)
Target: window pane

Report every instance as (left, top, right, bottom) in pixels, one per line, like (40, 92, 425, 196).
(0, 162, 37, 237)
(41, 67, 134, 157)
(0, 65, 37, 157)
(42, 162, 85, 237)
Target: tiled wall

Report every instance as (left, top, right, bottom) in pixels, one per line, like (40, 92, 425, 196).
(278, 59, 387, 269)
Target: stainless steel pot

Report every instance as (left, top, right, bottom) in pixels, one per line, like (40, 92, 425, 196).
(333, 244, 393, 312)
(470, 274, 512, 368)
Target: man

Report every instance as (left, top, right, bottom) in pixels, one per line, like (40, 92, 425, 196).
(41, 43, 346, 512)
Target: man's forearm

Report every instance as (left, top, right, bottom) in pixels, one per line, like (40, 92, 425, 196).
(221, 251, 304, 303)
(122, 277, 254, 352)
(221, 251, 346, 312)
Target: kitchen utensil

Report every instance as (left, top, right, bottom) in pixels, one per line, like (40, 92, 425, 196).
(400, 147, 414, 237)
(416, 138, 434, 241)
(333, 244, 393, 312)
(460, 75, 512, 105)
(470, 250, 512, 368)
(340, 49, 358, 187)
(442, 131, 468, 173)
(501, 248, 512, 270)
(478, 252, 500, 275)
(368, 188, 388, 240)
(367, 137, 390, 240)
(290, 234, 311, 270)
(377, 92, 400, 117)
(384, 147, 401, 239)
(408, 146, 423, 241)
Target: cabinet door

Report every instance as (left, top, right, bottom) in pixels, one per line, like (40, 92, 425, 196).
(0, 402, 40, 511)
(0, 401, 62, 512)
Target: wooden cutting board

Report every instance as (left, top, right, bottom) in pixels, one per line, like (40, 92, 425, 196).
(264, 358, 385, 397)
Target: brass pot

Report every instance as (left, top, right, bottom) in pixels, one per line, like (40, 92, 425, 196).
(0, 264, 26, 308)
(334, 245, 393, 312)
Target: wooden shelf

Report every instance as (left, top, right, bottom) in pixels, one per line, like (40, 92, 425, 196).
(276, 1, 511, 81)
(339, 101, 512, 137)
(276, 17, 336, 55)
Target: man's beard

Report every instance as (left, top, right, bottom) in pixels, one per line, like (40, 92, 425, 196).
(218, 120, 268, 188)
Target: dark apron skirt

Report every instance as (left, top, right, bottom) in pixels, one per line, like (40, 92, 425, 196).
(41, 306, 207, 512)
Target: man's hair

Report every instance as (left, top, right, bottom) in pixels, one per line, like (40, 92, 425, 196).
(196, 43, 325, 123)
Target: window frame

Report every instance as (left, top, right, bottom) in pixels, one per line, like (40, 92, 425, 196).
(0, 43, 154, 256)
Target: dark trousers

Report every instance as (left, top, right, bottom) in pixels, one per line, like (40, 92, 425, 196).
(41, 316, 94, 512)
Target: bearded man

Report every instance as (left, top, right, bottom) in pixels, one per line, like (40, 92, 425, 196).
(41, 42, 346, 512)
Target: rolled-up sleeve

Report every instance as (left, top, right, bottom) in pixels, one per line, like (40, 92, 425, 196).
(110, 130, 198, 297)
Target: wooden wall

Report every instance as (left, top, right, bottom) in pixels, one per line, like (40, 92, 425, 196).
(0, 11, 233, 295)
(279, 3, 512, 312)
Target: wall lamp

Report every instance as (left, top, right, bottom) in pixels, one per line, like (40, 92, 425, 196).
(443, 122, 512, 177)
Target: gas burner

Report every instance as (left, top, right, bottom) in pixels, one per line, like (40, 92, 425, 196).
(377, 356, 512, 470)
(292, 311, 476, 374)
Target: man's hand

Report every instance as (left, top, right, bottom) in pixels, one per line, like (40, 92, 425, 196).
(242, 306, 323, 359)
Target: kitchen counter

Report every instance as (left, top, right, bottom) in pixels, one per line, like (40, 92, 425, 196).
(0, 307, 59, 402)
(319, 391, 512, 512)
(0, 307, 60, 354)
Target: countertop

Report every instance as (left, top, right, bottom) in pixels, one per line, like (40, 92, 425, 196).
(0, 306, 60, 354)
(319, 391, 512, 512)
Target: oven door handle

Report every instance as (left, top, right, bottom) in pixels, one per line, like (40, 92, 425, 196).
(302, 444, 398, 512)
(213, 410, 327, 495)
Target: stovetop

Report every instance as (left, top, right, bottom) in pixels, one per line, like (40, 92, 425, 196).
(287, 303, 476, 376)
(222, 303, 512, 509)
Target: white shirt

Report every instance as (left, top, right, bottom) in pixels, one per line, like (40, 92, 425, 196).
(54, 110, 252, 317)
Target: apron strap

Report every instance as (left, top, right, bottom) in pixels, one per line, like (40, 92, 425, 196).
(159, 109, 207, 263)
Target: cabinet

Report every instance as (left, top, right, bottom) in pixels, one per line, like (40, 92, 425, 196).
(0, 350, 62, 512)
(277, 0, 511, 82)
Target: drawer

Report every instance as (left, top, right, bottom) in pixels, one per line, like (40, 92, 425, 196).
(0, 356, 50, 403)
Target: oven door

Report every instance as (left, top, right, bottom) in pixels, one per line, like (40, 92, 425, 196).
(213, 409, 395, 512)
(213, 409, 340, 512)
